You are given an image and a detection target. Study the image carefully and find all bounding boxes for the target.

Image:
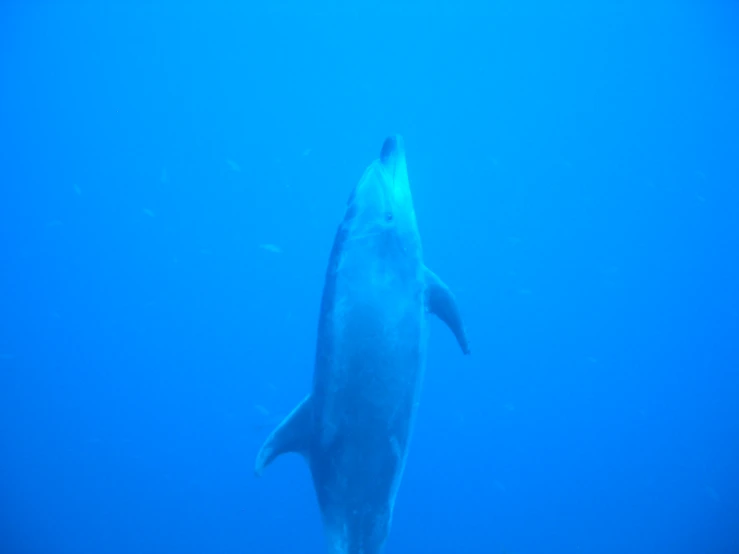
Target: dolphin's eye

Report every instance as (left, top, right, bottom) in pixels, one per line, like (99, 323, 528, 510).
(385, 212, 394, 221)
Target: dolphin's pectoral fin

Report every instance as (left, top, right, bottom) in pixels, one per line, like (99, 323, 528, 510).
(424, 267, 471, 355)
(254, 394, 313, 476)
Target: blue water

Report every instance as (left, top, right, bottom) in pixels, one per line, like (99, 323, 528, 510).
(1, 2, 738, 553)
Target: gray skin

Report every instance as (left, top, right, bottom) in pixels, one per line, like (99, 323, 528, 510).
(255, 135, 470, 554)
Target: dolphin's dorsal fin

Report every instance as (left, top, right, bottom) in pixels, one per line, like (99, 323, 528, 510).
(254, 394, 313, 476)
(424, 267, 471, 355)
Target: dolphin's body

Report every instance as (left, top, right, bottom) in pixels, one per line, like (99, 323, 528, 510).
(255, 135, 470, 554)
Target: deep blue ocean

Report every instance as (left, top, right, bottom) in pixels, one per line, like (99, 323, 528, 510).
(1, 2, 738, 553)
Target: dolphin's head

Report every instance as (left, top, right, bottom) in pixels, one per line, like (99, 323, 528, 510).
(323, 504, 391, 554)
(343, 135, 421, 250)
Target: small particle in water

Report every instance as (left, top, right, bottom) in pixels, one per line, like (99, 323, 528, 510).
(555, 157, 573, 169)
(142, 208, 155, 218)
(302, 148, 312, 157)
(73, 184, 82, 195)
(161, 168, 169, 184)
(587, 357, 598, 364)
(503, 402, 516, 412)
(226, 159, 241, 172)
(696, 194, 706, 203)
(704, 486, 720, 502)
(517, 288, 532, 296)
(45, 220, 64, 228)
(259, 243, 282, 254)
(254, 404, 270, 416)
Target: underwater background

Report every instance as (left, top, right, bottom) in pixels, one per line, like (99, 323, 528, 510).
(1, 1, 738, 553)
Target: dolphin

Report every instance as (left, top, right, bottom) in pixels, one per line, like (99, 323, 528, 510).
(255, 135, 470, 554)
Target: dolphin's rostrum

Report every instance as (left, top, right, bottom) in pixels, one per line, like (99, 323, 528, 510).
(255, 135, 470, 554)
